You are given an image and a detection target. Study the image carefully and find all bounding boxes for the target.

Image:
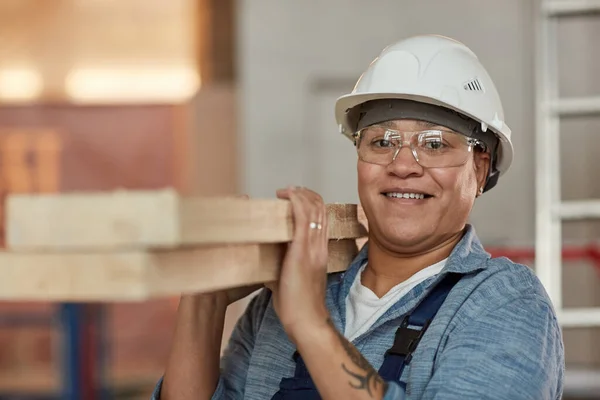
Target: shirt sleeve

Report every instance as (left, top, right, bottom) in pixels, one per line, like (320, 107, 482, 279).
(416, 295, 564, 400)
(148, 288, 271, 400)
(216, 289, 271, 399)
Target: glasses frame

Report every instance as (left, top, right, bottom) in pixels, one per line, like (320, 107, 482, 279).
(352, 126, 488, 168)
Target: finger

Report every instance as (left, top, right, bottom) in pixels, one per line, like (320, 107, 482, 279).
(295, 190, 327, 253)
(275, 187, 291, 199)
(284, 188, 327, 262)
(300, 191, 329, 267)
(302, 190, 326, 235)
(287, 188, 310, 245)
(275, 185, 302, 199)
(290, 189, 325, 228)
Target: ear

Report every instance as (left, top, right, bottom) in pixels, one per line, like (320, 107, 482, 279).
(473, 151, 491, 196)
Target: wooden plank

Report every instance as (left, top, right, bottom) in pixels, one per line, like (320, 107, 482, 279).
(6, 189, 181, 250)
(5, 189, 366, 250)
(0, 239, 359, 301)
(179, 196, 365, 244)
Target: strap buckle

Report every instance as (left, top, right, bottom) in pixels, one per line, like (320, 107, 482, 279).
(385, 316, 431, 364)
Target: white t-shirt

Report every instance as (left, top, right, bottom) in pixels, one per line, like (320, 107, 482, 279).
(344, 259, 447, 342)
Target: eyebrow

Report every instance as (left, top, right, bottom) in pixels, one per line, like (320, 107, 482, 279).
(416, 120, 441, 129)
(379, 121, 396, 128)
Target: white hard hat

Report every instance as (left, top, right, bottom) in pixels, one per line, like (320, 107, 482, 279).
(335, 34, 513, 190)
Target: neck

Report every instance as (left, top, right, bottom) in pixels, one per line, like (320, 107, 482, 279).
(361, 231, 464, 298)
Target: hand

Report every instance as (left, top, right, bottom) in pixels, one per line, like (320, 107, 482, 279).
(268, 186, 330, 343)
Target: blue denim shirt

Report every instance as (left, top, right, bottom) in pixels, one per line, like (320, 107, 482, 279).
(151, 225, 564, 399)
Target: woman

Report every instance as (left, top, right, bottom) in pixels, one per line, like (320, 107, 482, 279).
(153, 35, 564, 399)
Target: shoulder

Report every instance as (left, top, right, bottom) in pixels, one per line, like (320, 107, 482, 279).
(453, 226, 552, 308)
(471, 256, 552, 305)
(431, 258, 565, 400)
(451, 255, 560, 333)
(445, 255, 564, 354)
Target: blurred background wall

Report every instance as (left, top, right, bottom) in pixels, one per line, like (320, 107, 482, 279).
(0, 0, 598, 399)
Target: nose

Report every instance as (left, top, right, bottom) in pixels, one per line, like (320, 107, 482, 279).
(386, 146, 424, 178)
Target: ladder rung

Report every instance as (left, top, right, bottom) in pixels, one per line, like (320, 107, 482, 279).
(564, 368, 600, 395)
(548, 96, 600, 116)
(558, 308, 600, 327)
(555, 200, 600, 220)
(544, 0, 600, 15)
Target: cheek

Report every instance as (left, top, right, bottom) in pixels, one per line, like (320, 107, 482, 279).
(357, 161, 378, 190)
(357, 162, 380, 214)
(431, 167, 478, 203)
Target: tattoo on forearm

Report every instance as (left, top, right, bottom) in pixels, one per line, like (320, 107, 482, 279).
(326, 318, 388, 397)
(341, 364, 383, 396)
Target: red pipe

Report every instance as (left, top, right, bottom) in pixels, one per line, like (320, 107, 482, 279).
(486, 244, 600, 270)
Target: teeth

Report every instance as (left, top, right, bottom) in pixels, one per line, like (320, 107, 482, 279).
(386, 192, 426, 200)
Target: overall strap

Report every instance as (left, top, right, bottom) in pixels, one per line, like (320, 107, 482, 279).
(270, 351, 320, 400)
(378, 272, 462, 382)
(271, 272, 463, 400)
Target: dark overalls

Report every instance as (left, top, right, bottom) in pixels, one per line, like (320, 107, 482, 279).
(271, 273, 461, 399)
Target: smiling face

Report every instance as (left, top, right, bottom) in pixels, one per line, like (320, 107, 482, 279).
(357, 118, 491, 255)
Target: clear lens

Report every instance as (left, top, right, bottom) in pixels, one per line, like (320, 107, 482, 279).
(356, 125, 477, 168)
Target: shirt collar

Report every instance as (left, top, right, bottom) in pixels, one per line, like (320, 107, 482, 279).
(333, 224, 490, 325)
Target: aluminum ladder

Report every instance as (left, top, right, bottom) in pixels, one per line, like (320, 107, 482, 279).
(535, 0, 600, 327)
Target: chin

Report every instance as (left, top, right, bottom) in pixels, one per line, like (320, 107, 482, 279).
(376, 220, 436, 250)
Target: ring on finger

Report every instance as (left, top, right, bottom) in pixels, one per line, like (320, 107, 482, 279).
(309, 221, 323, 230)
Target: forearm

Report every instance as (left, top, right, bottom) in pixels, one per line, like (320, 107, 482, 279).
(161, 294, 228, 400)
(294, 317, 389, 400)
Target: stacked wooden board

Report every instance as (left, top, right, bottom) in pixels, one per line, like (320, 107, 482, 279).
(1, 189, 368, 301)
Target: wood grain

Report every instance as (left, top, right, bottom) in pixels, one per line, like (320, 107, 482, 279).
(0, 239, 359, 301)
(6, 189, 367, 250)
